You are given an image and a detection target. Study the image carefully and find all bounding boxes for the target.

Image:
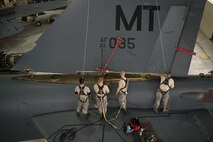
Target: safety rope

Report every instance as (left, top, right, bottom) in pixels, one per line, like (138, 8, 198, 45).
(109, 106, 122, 121)
(155, 0, 167, 72)
(110, 78, 128, 121)
(101, 98, 117, 129)
(82, 0, 91, 77)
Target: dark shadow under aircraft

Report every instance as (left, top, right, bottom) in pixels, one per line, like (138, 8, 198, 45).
(0, 0, 69, 38)
(0, 0, 213, 142)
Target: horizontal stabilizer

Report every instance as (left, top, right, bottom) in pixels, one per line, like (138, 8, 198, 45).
(0, 0, 70, 21)
(0, 19, 23, 38)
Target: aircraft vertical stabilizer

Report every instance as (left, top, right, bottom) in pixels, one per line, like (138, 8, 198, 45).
(13, 0, 206, 77)
(145, 6, 187, 73)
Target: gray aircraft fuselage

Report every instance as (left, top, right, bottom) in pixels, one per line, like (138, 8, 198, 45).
(1, 0, 213, 141)
(0, 73, 213, 141)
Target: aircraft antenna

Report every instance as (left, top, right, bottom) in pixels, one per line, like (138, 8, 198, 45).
(82, 0, 91, 77)
(155, 0, 167, 72)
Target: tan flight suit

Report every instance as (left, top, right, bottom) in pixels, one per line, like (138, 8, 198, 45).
(118, 78, 128, 111)
(154, 74, 174, 112)
(75, 84, 91, 115)
(94, 83, 110, 116)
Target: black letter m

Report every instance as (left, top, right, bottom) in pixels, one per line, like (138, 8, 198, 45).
(116, 5, 142, 31)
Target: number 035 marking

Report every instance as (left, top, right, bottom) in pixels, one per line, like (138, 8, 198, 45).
(109, 37, 135, 49)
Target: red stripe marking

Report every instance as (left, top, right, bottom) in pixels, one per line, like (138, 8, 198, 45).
(176, 47, 196, 55)
(103, 36, 122, 70)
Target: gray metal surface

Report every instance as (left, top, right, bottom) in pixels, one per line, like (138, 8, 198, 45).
(146, 6, 186, 73)
(0, 18, 23, 38)
(0, 74, 212, 141)
(32, 109, 213, 142)
(170, 0, 206, 76)
(0, 0, 213, 142)
(13, 0, 206, 76)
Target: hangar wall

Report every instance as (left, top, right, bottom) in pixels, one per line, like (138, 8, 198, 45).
(200, 0, 213, 40)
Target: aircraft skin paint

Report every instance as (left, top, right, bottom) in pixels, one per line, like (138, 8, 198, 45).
(13, 0, 205, 77)
(0, 0, 212, 141)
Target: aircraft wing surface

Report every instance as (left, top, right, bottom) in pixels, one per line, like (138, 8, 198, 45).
(0, 0, 70, 38)
(0, 18, 23, 38)
(32, 109, 213, 142)
(0, 0, 69, 21)
(1, 1, 213, 141)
